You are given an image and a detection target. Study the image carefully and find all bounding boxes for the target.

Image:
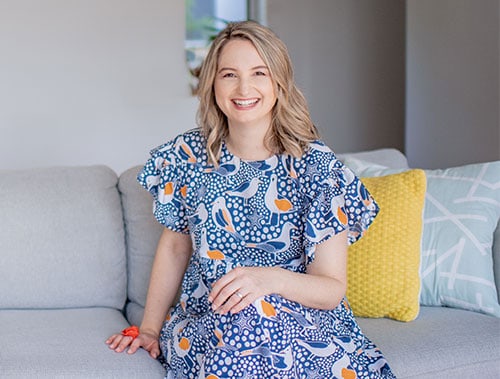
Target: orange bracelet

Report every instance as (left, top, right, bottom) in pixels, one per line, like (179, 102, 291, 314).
(121, 325, 140, 339)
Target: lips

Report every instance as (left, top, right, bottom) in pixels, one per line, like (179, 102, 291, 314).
(232, 98, 259, 108)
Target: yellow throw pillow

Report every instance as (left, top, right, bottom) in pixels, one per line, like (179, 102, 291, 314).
(347, 169, 426, 322)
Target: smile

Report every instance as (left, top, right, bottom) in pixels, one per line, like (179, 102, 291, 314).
(233, 99, 259, 107)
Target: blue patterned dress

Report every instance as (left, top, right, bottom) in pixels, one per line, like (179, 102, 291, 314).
(138, 129, 395, 379)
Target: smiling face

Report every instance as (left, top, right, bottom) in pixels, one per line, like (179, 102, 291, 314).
(214, 39, 277, 133)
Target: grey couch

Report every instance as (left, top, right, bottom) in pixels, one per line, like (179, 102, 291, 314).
(1, 148, 498, 378)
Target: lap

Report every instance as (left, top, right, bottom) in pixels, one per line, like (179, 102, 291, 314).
(160, 296, 395, 378)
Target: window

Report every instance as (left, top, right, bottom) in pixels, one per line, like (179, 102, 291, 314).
(185, 0, 266, 93)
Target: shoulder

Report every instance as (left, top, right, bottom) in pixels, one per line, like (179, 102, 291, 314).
(300, 140, 344, 172)
(151, 128, 207, 165)
(308, 140, 334, 155)
(175, 128, 205, 149)
(295, 140, 356, 191)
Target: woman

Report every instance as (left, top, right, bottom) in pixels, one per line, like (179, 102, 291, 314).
(107, 21, 395, 378)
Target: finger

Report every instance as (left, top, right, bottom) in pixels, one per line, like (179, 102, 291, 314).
(106, 334, 123, 349)
(141, 337, 161, 359)
(147, 342, 161, 359)
(115, 336, 134, 353)
(209, 270, 236, 302)
(126, 338, 142, 354)
(105, 334, 118, 346)
(151, 346, 160, 359)
(126, 335, 151, 355)
(229, 292, 254, 314)
(211, 283, 242, 312)
(210, 270, 245, 310)
(127, 334, 161, 357)
(216, 290, 246, 315)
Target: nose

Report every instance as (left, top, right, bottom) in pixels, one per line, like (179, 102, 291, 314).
(237, 76, 250, 95)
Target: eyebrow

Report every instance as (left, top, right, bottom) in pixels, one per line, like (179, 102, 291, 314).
(217, 65, 269, 73)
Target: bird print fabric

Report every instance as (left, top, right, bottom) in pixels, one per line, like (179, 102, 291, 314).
(138, 129, 395, 378)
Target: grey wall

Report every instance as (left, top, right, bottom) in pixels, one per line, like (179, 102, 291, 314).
(1, 1, 496, 173)
(406, 0, 500, 168)
(0, 0, 198, 174)
(267, 0, 406, 154)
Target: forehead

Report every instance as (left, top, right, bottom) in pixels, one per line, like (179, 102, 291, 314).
(217, 39, 267, 68)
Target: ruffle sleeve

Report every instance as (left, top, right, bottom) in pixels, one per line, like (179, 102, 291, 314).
(303, 152, 379, 262)
(137, 138, 189, 234)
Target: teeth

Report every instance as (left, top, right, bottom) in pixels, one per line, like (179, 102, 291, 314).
(234, 99, 258, 106)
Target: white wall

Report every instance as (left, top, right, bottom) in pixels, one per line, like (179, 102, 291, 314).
(0, 0, 198, 174)
(267, 0, 406, 154)
(1, 0, 406, 174)
(406, 0, 500, 169)
(6, 1, 495, 173)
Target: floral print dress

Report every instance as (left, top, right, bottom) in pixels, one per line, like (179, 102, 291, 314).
(138, 129, 395, 379)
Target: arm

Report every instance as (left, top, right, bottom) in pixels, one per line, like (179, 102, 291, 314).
(106, 228, 192, 357)
(209, 230, 348, 314)
(140, 228, 192, 337)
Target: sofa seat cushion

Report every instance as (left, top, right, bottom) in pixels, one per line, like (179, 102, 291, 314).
(0, 308, 164, 378)
(358, 306, 500, 378)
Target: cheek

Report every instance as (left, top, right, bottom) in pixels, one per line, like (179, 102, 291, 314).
(213, 85, 224, 107)
(214, 81, 229, 100)
(266, 87, 278, 107)
(213, 87, 230, 117)
(265, 82, 277, 102)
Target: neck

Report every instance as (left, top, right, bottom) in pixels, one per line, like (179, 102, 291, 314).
(226, 124, 272, 161)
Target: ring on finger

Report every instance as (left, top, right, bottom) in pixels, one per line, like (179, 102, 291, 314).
(235, 291, 244, 299)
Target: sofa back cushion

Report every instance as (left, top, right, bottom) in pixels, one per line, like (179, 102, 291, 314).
(494, 222, 500, 303)
(118, 166, 163, 325)
(0, 166, 126, 310)
(342, 156, 500, 317)
(337, 148, 410, 170)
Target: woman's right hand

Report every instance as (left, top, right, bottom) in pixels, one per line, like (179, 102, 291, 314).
(105, 329, 161, 359)
(106, 229, 192, 360)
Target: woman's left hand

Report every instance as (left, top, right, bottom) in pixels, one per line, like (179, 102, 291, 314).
(208, 266, 279, 315)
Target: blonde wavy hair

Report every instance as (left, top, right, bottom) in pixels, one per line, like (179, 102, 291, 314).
(196, 21, 319, 165)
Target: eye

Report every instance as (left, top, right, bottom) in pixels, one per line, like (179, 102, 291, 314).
(255, 71, 267, 76)
(222, 72, 236, 78)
